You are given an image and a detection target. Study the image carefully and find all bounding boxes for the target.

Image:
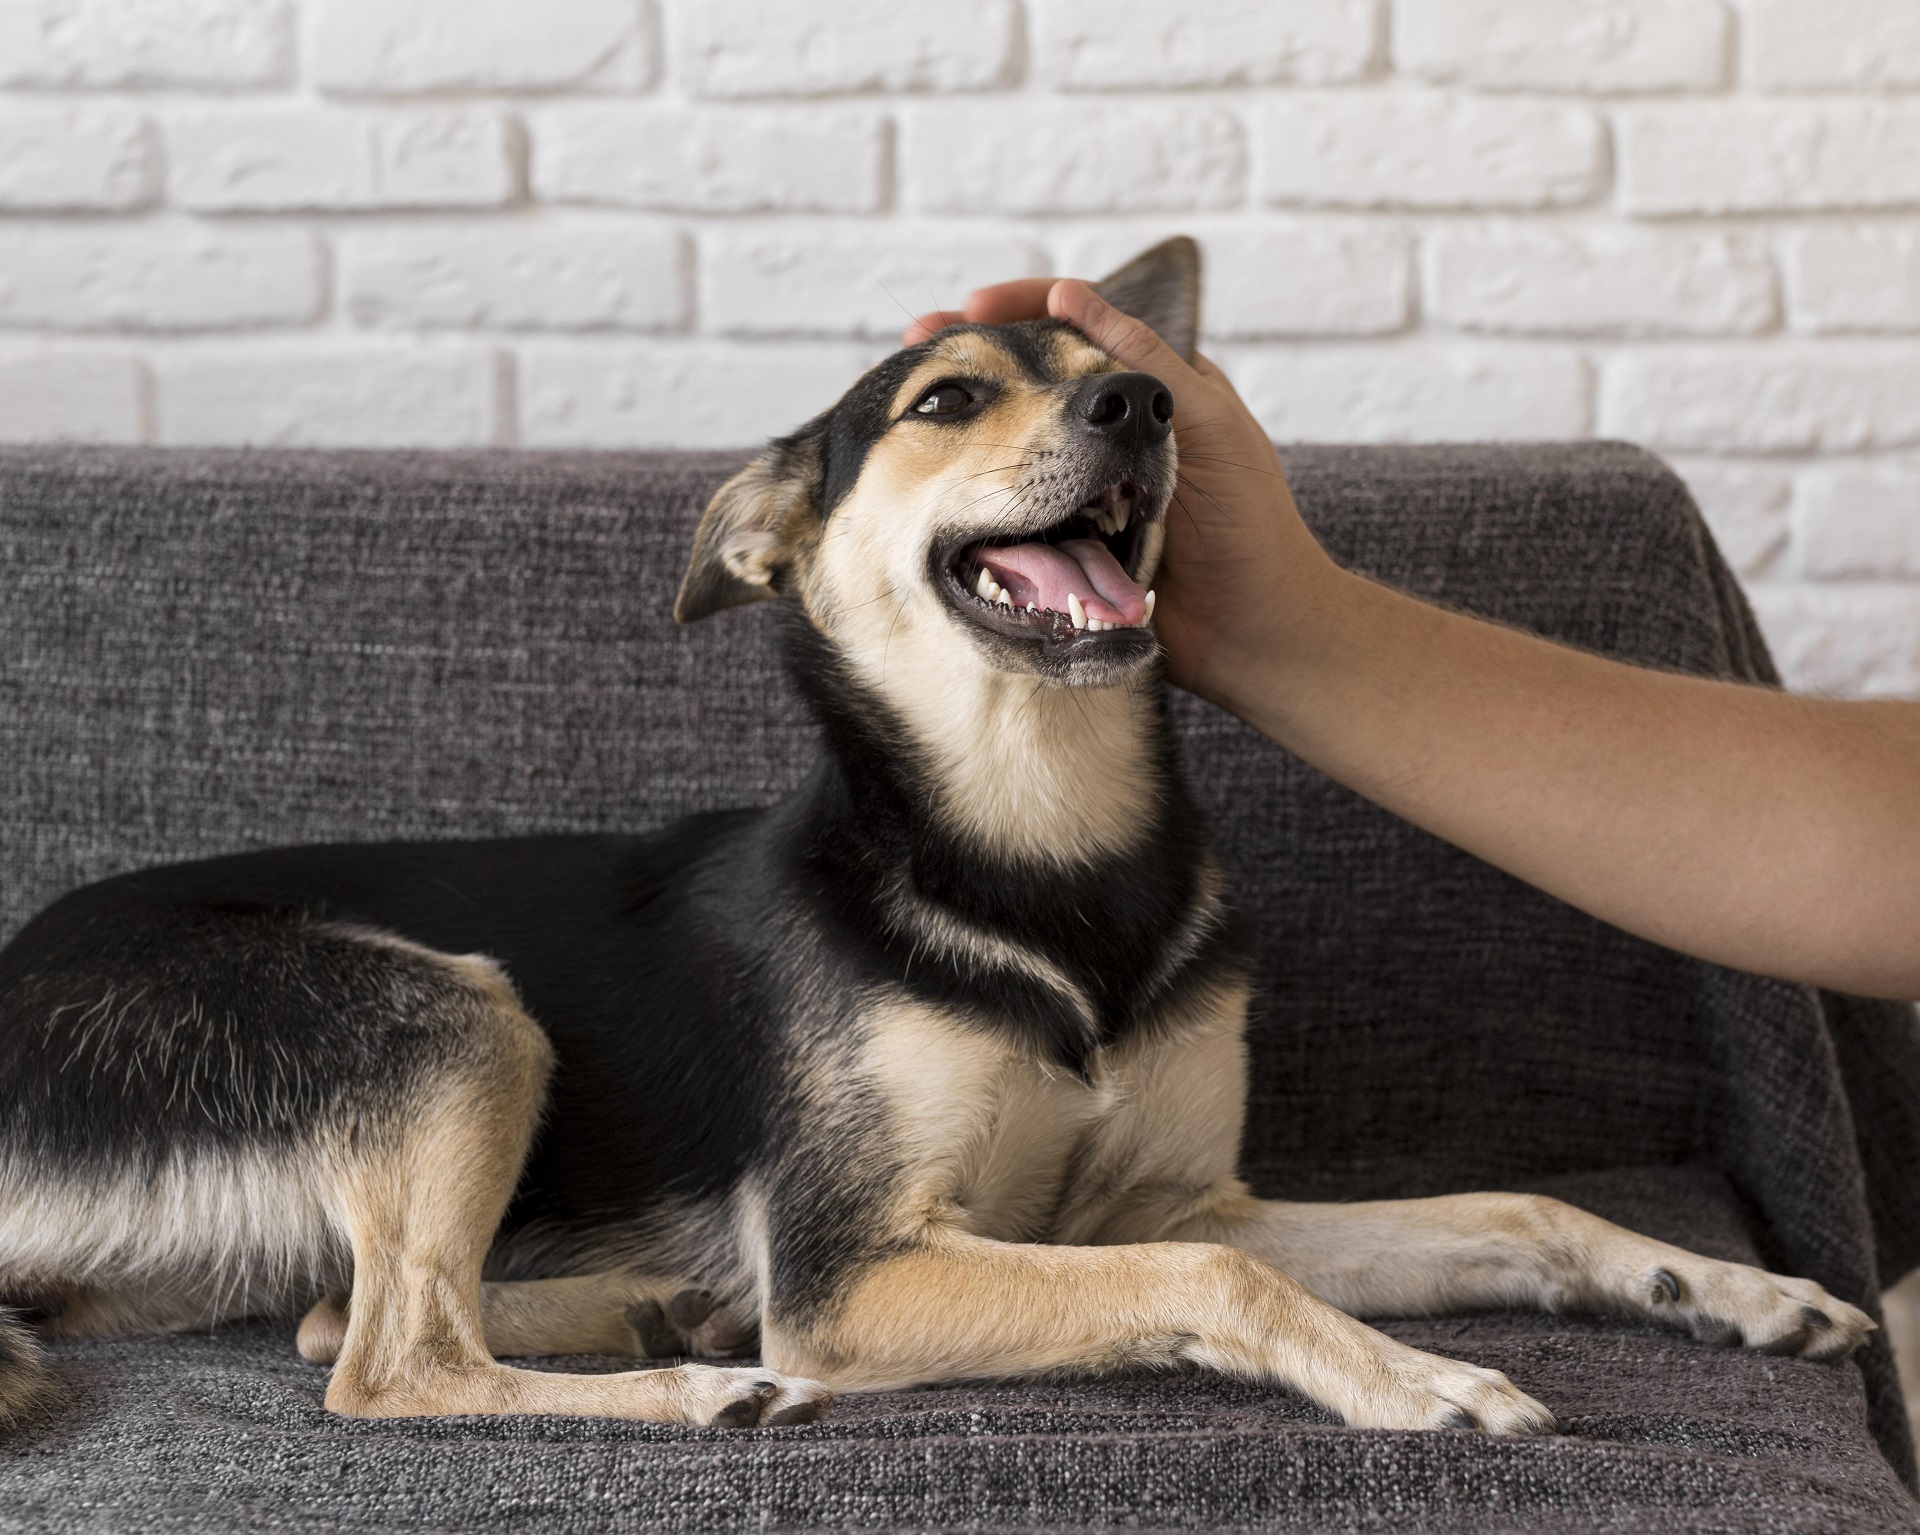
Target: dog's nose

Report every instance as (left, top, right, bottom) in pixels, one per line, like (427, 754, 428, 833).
(1071, 372, 1174, 444)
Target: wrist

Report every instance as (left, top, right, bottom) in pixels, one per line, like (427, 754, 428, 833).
(1184, 556, 1356, 734)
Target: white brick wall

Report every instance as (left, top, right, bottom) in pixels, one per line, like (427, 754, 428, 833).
(0, 0, 1916, 697)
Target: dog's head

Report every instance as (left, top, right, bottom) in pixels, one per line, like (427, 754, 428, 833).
(675, 239, 1199, 697)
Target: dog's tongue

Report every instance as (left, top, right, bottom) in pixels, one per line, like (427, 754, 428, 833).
(973, 537, 1147, 624)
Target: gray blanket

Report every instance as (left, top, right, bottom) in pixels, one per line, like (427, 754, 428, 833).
(2, 442, 1916, 1531)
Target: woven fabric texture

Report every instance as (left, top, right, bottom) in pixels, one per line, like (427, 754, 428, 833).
(1, 442, 1916, 1532)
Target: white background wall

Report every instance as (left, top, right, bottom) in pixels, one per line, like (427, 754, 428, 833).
(1, 0, 1917, 696)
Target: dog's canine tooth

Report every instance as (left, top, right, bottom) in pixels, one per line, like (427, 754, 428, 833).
(1068, 594, 1087, 630)
(1143, 590, 1157, 623)
(974, 568, 992, 600)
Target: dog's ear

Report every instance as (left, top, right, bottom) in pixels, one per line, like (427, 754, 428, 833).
(674, 423, 824, 623)
(1093, 236, 1202, 362)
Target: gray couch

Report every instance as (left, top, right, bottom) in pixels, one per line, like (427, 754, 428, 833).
(2, 442, 1917, 1533)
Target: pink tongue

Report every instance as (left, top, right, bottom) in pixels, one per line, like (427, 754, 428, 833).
(972, 537, 1146, 624)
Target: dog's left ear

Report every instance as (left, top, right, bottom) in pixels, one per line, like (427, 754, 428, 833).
(674, 424, 824, 623)
(1093, 236, 1202, 362)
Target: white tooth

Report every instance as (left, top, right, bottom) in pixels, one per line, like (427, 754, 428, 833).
(1026, 602, 1036, 614)
(1068, 593, 1086, 630)
(996, 588, 1012, 607)
(975, 567, 993, 600)
(1142, 589, 1156, 622)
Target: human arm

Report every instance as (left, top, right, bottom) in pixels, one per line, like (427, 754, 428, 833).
(907, 280, 1920, 1000)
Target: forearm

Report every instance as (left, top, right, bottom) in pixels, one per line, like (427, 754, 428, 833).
(1212, 566, 1920, 1000)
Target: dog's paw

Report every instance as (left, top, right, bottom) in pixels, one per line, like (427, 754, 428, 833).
(627, 1289, 759, 1359)
(297, 1293, 350, 1364)
(1345, 1343, 1556, 1435)
(1630, 1257, 1874, 1362)
(676, 1364, 835, 1428)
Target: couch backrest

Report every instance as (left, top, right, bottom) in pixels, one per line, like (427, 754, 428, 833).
(0, 442, 1757, 1199)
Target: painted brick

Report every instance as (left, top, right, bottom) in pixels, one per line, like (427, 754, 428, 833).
(902, 103, 1245, 215)
(1749, 0, 1920, 91)
(0, 349, 143, 443)
(702, 228, 1045, 338)
(1619, 103, 1920, 216)
(0, 225, 321, 330)
(167, 108, 515, 212)
(343, 222, 687, 332)
(676, 0, 1016, 96)
(1054, 222, 1411, 338)
(1747, 585, 1920, 698)
(1261, 94, 1604, 209)
(530, 106, 884, 214)
(1427, 225, 1776, 336)
(1670, 458, 1793, 576)
(152, 343, 498, 447)
(1219, 342, 1590, 442)
(1035, 0, 1377, 90)
(1794, 465, 1920, 578)
(1395, 0, 1728, 93)
(312, 0, 650, 94)
(1787, 227, 1920, 333)
(0, 0, 291, 88)
(1602, 345, 1920, 452)
(520, 339, 881, 448)
(0, 105, 154, 211)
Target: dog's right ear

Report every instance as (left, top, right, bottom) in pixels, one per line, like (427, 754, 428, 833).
(674, 424, 824, 623)
(1093, 236, 1202, 362)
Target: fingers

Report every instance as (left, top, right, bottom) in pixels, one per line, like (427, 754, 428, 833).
(964, 277, 1060, 324)
(904, 275, 1204, 410)
(901, 308, 966, 345)
(1048, 278, 1201, 397)
(900, 278, 1060, 344)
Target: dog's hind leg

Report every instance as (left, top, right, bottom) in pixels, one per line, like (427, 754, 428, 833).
(320, 964, 828, 1426)
(298, 1276, 756, 1364)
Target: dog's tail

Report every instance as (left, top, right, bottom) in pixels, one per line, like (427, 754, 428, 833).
(0, 1308, 57, 1432)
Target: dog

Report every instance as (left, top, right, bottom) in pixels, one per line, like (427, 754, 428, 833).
(0, 239, 1873, 1435)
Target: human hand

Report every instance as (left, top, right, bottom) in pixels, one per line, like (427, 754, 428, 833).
(904, 279, 1341, 715)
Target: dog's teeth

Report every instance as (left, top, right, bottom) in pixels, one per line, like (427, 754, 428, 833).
(1068, 593, 1086, 630)
(1026, 602, 1036, 614)
(1143, 589, 1156, 623)
(974, 568, 993, 600)
(996, 588, 1012, 607)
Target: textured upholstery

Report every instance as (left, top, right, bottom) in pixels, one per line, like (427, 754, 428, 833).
(2, 442, 1916, 1532)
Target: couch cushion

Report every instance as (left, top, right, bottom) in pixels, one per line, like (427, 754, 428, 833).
(4, 1167, 1912, 1533)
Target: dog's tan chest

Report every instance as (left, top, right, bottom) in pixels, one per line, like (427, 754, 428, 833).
(856, 984, 1251, 1246)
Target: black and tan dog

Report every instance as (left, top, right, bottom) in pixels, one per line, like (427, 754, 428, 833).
(0, 241, 1872, 1435)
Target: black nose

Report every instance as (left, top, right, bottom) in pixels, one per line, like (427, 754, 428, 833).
(1071, 372, 1174, 444)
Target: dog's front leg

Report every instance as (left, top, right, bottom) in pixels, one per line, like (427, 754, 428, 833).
(1168, 1191, 1874, 1361)
(762, 1225, 1554, 1433)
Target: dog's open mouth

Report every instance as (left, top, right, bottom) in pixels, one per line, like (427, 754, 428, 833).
(944, 482, 1154, 639)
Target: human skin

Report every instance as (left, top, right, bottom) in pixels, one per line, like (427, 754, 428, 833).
(905, 280, 1920, 1001)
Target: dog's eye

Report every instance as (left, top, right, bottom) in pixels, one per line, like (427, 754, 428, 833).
(912, 384, 973, 418)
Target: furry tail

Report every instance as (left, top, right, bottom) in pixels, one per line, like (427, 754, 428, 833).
(0, 1308, 58, 1431)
